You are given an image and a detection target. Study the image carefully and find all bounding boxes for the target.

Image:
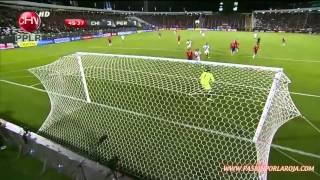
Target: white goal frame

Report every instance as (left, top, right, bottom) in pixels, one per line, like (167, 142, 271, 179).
(75, 52, 284, 143)
(28, 52, 300, 180)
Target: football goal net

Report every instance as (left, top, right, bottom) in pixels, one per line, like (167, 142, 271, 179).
(29, 52, 301, 180)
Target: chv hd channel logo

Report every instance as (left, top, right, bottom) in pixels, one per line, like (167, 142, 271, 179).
(15, 11, 50, 46)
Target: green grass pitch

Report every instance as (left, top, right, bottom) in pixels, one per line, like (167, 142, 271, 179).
(0, 30, 319, 179)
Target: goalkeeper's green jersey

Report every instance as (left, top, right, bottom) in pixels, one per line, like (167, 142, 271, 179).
(199, 71, 215, 91)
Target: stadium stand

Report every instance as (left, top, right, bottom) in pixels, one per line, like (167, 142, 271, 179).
(253, 8, 320, 33)
(135, 13, 247, 30)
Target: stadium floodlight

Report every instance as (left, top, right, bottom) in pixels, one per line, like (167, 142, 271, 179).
(233, 1, 238, 11)
(29, 53, 301, 180)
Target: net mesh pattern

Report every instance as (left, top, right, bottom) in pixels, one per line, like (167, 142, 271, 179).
(29, 53, 301, 180)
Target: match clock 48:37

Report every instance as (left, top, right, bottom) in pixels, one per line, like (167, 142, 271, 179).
(64, 19, 86, 28)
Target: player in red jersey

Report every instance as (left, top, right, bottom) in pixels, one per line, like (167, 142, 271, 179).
(186, 48, 193, 60)
(107, 36, 112, 46)
(177, 35, 181, 45)
(234, 40, 240, 52)
(253, 44, 259, 59)
(230, 41, 236, 55)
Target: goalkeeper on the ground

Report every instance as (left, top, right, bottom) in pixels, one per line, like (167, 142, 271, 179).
(199, 67, 215, 99)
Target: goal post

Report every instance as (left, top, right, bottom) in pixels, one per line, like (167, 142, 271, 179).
(29, 52, 301, 180)
(75, 53, 91, 103)
(253, 71, 282, 143)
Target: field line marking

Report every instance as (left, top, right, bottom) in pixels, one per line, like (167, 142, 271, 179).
(30, 82, 42, 87)
(290, 92, 320, 98)
(0, 79, 46, 93)
(1, 79, 320, 160)
(272, 144, 320, 160)
(274, 147, 320, 177)
(302, 116, 320, 134)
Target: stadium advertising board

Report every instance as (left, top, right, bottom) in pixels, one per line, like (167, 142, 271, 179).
(37, 39, 54, 46)
(92, 34, 105, 38)
(111, 32, 118, 36)
(118, 31, 136, 36)
(137, 30, 153, 33)
(81, 35, 93, 40)
(70, 36, 81, 41)
(0, 43, 15, 50)
(6, 43, 15, 49)
(17, 41, 37, 48)
(54, 37, 71, 44)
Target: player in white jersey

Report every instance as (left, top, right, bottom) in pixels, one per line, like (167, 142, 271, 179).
(253, 32, 258, 39)
(186, 40, 192, 49)
(203, 42, 210, 58)
(194, 48, 201, 61)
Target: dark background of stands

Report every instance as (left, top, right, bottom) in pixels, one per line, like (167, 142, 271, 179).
(1, 1, 320, 44)
(26, 0, 320, 12)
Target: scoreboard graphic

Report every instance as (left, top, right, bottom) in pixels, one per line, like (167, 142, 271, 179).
(64, 19, 115, 28)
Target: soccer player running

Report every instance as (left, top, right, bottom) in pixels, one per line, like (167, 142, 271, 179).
(235, 39, 240, 53)
(282, 37, 286, 46)
(186, 39, 192, 49)
(199, 66, 215, 100)
(194, 48, 201, 61)
(253, 44, 260, 59)
(177, 34, 181, 45)
(257, 37, 261, 45)
(158, 31, 162, 38)
(230, 41, 236, 55)
(107, 36, 112, 46)
(186, 48, 193, 60)
(203, 42, 210, 58)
